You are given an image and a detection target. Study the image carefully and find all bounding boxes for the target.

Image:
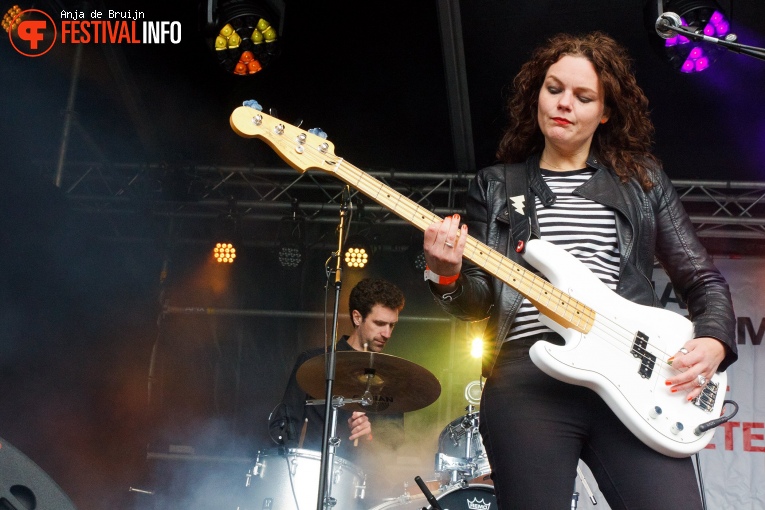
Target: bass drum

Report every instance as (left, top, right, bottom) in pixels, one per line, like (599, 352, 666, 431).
(369, 484, 495, 510)
(244, 448, 366, 510)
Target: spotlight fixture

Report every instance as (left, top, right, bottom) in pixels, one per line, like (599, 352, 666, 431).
(470, 337, 483, 359)
(202, 0, 284, 76)
(645, 0, 731, 73)
(214, 242, 237, 264)
(406, 232, 427, 274)
(343, 235, 371, 269)
(2, 5, 22, 34)
(277, 244, 303, 268)
(213, 198, 241, 264)
(276, 204, 305, 270)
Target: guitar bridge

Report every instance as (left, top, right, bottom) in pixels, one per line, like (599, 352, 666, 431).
(631, 331, 656, 379)
(692, 380, 719, 412)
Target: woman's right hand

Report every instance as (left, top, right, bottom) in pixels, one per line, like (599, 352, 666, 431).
(423, 214, 468, 289)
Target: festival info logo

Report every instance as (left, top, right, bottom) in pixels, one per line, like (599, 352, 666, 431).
(5, 6, 181, 57)
(5, 8, 57, 57)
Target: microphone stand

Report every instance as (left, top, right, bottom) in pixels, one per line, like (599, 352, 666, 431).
(665, 21, 765, 61)
(315, 196, 350, 510)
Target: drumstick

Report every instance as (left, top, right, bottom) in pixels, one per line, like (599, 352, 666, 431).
(298, 418, 308, 449)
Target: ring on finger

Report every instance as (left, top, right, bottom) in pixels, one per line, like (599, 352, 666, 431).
(697, 374, 707, 387)
(679, 347, 689, 355)
(445, 242, 454, 248)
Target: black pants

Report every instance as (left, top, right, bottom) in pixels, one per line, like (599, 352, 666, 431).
(479, 338, 703, 510)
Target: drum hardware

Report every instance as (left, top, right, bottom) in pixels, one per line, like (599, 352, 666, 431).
(445, 405, 480, 457)
(435, 407, 491, 487)
(576, 465, 597, 505)
(434, 453, 483, 486)
(302, 395, 365, 508)
(355, 474, 367, 500)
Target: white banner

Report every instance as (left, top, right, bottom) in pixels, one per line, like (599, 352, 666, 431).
(575, 257, 765, 510)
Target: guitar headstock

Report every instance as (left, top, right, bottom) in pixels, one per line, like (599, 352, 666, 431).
(230, 105, 338, 174)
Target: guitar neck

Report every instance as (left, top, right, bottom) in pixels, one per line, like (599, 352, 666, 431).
(332, 161, 594, 333)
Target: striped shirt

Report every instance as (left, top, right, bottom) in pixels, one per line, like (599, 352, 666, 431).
(507, 169, 620, 341)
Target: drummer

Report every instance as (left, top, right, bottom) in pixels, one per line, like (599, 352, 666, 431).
(268, 278, 406, 490)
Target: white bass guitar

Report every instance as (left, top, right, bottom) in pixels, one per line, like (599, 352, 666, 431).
(230, 105, 726, 458)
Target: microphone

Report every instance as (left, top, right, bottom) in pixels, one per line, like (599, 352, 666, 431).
(414, 476, 443, 510)
(655, 12, 682, 39)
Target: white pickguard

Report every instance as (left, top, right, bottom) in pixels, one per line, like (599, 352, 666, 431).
(525, 239, 726, 458)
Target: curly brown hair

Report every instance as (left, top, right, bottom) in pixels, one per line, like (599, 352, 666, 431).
(348, 278, 405, 323)
(496, 31, 659, 190)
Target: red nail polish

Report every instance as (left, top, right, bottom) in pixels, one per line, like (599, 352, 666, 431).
(667, 356, 674, 363)
(671, 388, 677, 393)
(665, 380, 672, 386)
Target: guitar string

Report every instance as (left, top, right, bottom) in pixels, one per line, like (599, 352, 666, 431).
(258, 122, 709, 392)
(291, 135, 678, 371)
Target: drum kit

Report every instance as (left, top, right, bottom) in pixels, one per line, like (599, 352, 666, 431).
(242, 350, 600, 509)
(243, 352, 495, 510)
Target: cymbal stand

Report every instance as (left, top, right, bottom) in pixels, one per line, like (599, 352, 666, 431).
(315, 194, 350, 510)
(307, 395, 370, 509)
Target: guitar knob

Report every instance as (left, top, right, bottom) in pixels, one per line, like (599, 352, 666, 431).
(649, 406, 662, 419)
(670, 422, 684, 435)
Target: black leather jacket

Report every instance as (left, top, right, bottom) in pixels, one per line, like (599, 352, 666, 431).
(432, 153, 737, 377)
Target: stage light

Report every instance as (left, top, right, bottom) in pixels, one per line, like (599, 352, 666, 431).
(406, 232, 428, 274)
(213, 200, 241, 263)
(276, 211, 305, 270)
(470, 337, 483, 359)
(214, 242, 237, 263)
(202, 0, 284, 76)
(645, 0, 731, 74)
(343, 235, 371, 269)
(2, 5, 22, 35)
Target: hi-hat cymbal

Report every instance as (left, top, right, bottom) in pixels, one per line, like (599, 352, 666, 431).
(296, 351, 441, 414)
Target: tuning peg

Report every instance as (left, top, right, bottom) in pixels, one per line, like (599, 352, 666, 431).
(242, 99, 262, 111)
(308, 127, 328, 139)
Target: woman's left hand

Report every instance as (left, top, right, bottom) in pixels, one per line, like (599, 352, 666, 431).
(666, 337, 727, 400)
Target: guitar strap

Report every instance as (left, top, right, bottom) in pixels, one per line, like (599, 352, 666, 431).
(502, 162, 533, 254)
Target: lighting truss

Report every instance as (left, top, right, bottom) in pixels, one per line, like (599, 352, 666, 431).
(45, 160, 765, 255)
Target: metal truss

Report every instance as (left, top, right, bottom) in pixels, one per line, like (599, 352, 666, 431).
(53, 160, 765, 254)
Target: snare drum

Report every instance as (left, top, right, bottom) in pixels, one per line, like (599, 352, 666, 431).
(245, 448, 366, 510)
(368, 484, 496, 510)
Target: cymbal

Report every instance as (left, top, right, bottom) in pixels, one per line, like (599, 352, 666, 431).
(296, 351, 441, 414)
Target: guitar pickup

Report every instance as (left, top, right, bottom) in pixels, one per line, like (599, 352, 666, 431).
(631, 331, 656, 379)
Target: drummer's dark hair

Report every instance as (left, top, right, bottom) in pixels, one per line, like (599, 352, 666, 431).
(349, 278, 405, 324)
